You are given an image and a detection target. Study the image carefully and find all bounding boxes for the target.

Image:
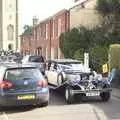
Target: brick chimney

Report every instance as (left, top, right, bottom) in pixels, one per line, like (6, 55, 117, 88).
(33, 16, 38, 26)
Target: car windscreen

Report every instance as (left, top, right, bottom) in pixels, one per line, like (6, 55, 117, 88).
(59, 62, 81, 66)
(4, 68, 44, 81)
(29, 56, 44, 63)
(59, 62, 84, 70)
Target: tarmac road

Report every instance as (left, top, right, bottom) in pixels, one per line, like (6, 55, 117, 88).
(0, 89, 120, 120)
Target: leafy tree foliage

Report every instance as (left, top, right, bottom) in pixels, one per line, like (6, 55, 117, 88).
(109, 44, 120, 70)
(59, 0, 120, 72)
(22, 25, 32, 35)
(89, 46, 108, 72)
(96, 0, 120, 34)
(59, 28, 80, 58)
(96, 0, 120, 15)
(74, 49, 84, 62)
(59, 25, 120, 72)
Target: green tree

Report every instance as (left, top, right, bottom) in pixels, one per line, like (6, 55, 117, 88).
(74, 49, 84, 61)
(109, 44, 120, 70)
(59, 28, 80, 58)
(59, 24, 120, 72)
(22, 25, 32, 35)
(59, 26, 95, 58)
(96, 0, 120, 34)
(89, 46, 108, 72)
(59, 26, 110, 72)
(96, 0, 120, 15)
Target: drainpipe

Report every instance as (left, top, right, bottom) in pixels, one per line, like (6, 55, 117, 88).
(49, 20, 52, 60)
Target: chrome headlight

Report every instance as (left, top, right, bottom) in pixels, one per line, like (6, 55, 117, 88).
(73, 75, 81, 83)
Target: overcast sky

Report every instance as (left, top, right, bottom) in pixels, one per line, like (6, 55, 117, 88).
(19, 0, 74, 34)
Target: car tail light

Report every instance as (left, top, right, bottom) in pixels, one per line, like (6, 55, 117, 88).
(0, 81, 12, 89)
(37, 80, 47, 87)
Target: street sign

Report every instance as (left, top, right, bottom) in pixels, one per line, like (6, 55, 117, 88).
(102, 64, 108, 73)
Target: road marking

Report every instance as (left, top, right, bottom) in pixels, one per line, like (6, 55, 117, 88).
(112, 95, 120, 100)
(93, 108, 101, 120)
(92, 108, 109, 120)
(2, 112, 10, 120)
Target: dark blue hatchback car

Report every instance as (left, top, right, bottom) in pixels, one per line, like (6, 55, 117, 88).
(0, 64, 49, 107)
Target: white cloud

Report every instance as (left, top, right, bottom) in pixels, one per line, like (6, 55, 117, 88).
(19, 0, 73, 34)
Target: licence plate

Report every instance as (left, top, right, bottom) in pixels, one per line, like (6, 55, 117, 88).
(17, 95, 35, 100)
(86, 92, 100, 96)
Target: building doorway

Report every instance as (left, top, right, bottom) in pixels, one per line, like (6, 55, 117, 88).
(36, 47, 42, 55)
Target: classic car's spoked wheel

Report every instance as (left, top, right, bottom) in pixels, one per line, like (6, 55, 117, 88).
(100, 92, 111, 102)
(65, 86, 74, 104)
(57, 74, 63, 86)
(100, 84, 111, 102)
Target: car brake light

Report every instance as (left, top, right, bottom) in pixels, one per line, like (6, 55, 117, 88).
(38, 80, 47, 87)
(0, 81, 12, 89)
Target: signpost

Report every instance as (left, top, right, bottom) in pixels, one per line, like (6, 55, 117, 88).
(84, 53, 89, 72)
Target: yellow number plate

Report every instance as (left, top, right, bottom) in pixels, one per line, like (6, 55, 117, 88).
(17, 95, 35, 100)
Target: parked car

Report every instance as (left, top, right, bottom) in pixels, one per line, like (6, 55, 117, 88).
(22, 55, 45, 75)
(45, 59, 86, 86)
(45, 59, 112, 104)
(0, 64, 49, 107)
(0, 56, 16, 63)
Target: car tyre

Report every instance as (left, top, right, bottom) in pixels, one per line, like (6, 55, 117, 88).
(37, 101, 49, 108)
(100, 92, 111, 102)
(65, 86, 74, 104)
(41, 101, 49, 107)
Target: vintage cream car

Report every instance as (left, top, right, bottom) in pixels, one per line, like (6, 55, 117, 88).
(45, 59, 87, 86)
(45, 59, 112, 104)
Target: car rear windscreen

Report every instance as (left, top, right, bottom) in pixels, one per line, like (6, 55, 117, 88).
(29, 56, 44, 62)
(4, 68, 44, 81)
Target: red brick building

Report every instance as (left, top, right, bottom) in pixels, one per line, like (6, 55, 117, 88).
(20, 9, 69, 60)
(20, 33, 32, 55)
(33, 9, 69, 60)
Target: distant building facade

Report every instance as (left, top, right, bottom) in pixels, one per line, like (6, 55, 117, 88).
(70, 0, 103, 29)
(20, 33, 32, 56)
(20, 0, 103, 59)
(20, 9, 69, 59)
(0, 0, 18, 51)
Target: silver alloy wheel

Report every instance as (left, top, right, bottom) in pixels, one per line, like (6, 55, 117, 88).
(65, 88, 69, 101)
